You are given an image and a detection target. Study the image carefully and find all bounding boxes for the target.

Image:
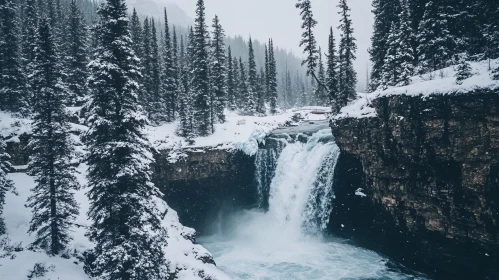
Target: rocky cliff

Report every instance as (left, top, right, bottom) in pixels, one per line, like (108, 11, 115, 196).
(330, 90, 499, 279)
(153, 149, 257, 235)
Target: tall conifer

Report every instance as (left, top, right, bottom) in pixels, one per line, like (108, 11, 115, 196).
(85, 0, 168, 278)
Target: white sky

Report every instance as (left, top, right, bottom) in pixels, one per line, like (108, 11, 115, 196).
(166, 0, 374, 90)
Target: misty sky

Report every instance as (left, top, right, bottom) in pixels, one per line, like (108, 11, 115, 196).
(167, 0, 374, 90)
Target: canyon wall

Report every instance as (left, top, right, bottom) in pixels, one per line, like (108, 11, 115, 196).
(330, 90, 499, 279)
(152, 149, 257, 235)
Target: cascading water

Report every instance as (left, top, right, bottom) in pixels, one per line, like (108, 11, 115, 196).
(200, 129, 425, 280)
(265, 129, 339, 236)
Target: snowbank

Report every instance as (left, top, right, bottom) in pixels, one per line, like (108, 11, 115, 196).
(335, 59, 499, 120)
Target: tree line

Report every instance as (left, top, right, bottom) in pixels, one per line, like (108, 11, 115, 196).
(295, 0, 357, 114)
(0, 0, 305, 278)
(369, 0, 499, 91)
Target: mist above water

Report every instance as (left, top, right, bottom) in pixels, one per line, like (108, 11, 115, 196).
(200, 130, 424, 280)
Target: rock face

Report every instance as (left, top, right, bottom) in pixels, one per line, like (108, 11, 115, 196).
(330, 90, 499, 280)
(153, 149, 257, 235)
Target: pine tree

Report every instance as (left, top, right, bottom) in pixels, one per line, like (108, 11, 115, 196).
(296, 0, 319, 78)
(172, 26, 179, 117)
(65, 0, 89, 106)
(484, 2, 499, 65)
(397, 0, 415, 87)
(338, 0, 357, 105)
(417, 0, 456, 73)
(238, 57, 250, 112)
(177, 34, 193, 138)
(368, 0, 401, 92)
(141, 17, 153, 111)
(315, 48, 327, 105)
(85, 0, 168, 278)
(283, 65, 293, 108)
(162, 10, 176, 122)
(21, 0, 39, 86)
(327, 27, 339, 113)
(455, 54, 472, 84)
(246, 37, 258, 115)
(149, 18, 163, 123)
(210, 15, 227, 123)
(268, 39, 278, 114)
(129, 8, 142, 60)
(192, 0, 212, 136)
(264, 45, 270, 103)
(0, 138, 14, 235)
(226, 46, 236, 110)
(0, 0, 28, 114)
(257, 67, 266, 113)
(381, 22, 400, 89)
(26, 19, 79, 256)
(232, 56, 240, 109)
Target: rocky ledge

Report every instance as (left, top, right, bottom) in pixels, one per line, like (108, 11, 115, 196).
(330, 90, 499, 279)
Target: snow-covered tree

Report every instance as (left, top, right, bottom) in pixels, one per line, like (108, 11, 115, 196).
(417, 1, 456, 73)
(21, 0, 39, 93)
(26, 19, 80, 256)
(0, 0, 28, 114)
(129, 8, 142, 59)
(210, 15, 228, 122)
(268, 39, 278, 114)
(232, 56, 241, 108)
(455, 54, 473, 84)
(315, 48, 327, 105)
(238, 57, 250, 113)
(141, 17, 153, 111)
(192, 0, 212, 136)
(246, 37, 258, 115)
(296, 0, 319, 78)
(85, 0, 168, 278)
(338, 0, 357, 104)
(381, 22, 400, 89)
(149, 18, 163, 123)
(226, 46, 237, 110)
(327, 27, 339, 113)
(64, 0, 89, 106)
(162, 10, 177, 123)
(369, 0, 401, 92)
(0, 138, 14, 235)
(397, 0, 415, 87)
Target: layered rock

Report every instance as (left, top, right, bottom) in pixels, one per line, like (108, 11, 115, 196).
(330, 90, 499, 279)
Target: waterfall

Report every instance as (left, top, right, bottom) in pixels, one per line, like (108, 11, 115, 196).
(256, 129, 340, 236)
(201, 128, 425, 280)
(254, 138, 286, 209)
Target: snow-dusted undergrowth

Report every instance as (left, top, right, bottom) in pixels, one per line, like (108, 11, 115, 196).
(335, 59, 499, 120)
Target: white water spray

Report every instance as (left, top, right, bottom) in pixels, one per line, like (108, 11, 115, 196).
(201, 129, 424, 280)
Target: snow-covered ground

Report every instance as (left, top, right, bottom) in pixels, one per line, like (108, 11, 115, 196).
(1, 164, 230, 280)
(335, 59, 499, 120)
(147, 108, 329, 161)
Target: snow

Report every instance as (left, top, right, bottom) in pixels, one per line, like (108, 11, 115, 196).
(355, 188, 367, 197)
(335, 59, 499, 120)
(148, 108, 329, 160)
(0, 107, 330, 279)
(1, 167, 229, 280)
(0, 111, 31, 138)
